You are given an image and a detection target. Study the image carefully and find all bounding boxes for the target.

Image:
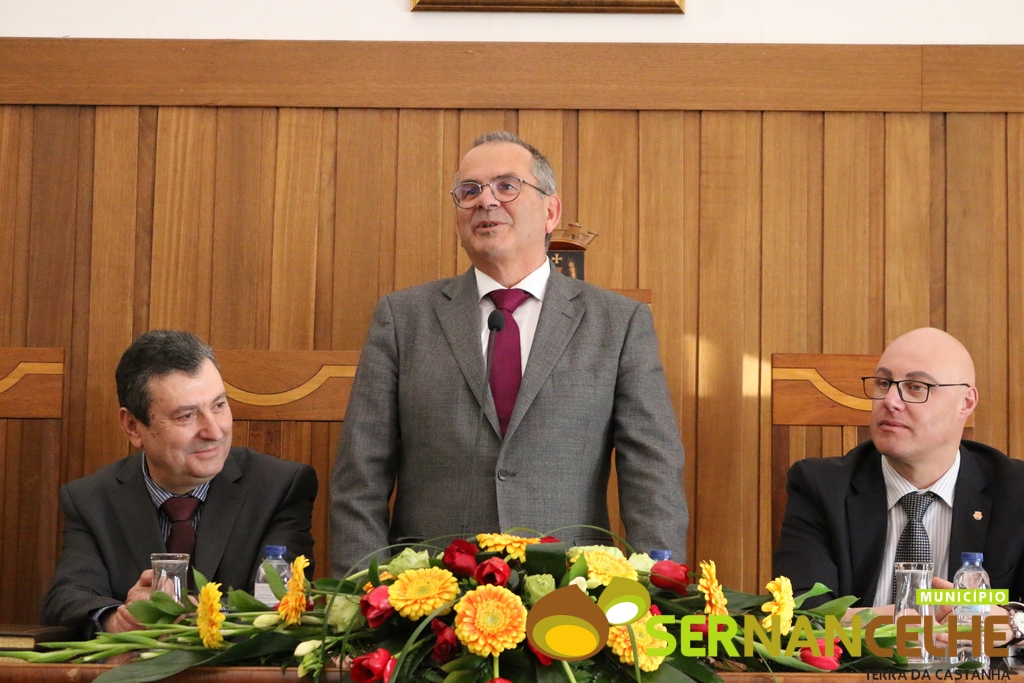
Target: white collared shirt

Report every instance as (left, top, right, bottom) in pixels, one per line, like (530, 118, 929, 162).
(873, 449, 960, 606)
(474, 259, 551, 374)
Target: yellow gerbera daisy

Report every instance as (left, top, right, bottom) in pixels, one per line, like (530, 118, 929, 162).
(584, 549, 638, 586)
(277, 555, 310, 626)
(607, 611, 667, 672)
(387, 567, 459, 620)
(453, 584, 527, 657)
(476, 533, 540, 562)
(697, 560, 728, 616)
(363, 571, 395, 593)
(760, 575, 795, 635)
(197, 582, 226, 649)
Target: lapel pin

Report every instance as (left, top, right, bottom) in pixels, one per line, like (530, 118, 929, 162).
(973, 511, 983, 520)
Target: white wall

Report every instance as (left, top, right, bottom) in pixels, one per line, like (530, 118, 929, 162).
(0, 0, 1022, 44)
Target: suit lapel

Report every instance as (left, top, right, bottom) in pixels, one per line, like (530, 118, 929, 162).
(194, 453, 246, 580)
(504, 270, 584, 441)
(947, 446, 992, 580)
(847, 450, 889, 606)
(437, 269, 501, 436)
(113, 454, 165, 576)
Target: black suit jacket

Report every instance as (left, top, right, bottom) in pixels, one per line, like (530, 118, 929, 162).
(774, 440, 1024, 607)
(43, 448, 317, 632)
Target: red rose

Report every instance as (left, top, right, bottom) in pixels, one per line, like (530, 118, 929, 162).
(351, 648, 395, 683)
(360, 585, 395, 628)
(383, 655, 398, 682)
(528, 639, 554, 666)
(473, 557, 512, 587)
(487, 679, 513, 683)
(650, 560, 690, 596)
(442, 539, 480, 578)
(649, 604, 662, 616)
(799, 638, 843, 671)
(539, 536, 561, 543)
(430, 619, 460, 664)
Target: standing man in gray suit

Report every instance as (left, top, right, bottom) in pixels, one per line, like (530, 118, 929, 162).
(330, 132, 688, 574)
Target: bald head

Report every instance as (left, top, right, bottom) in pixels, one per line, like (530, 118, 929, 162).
(878, 327, 976, 387)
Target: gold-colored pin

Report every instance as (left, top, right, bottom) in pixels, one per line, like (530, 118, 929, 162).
(973, 511, 983, 521)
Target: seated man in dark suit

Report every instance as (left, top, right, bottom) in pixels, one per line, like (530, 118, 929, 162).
(43, 330, 318, 636)
(775, 327, 1024, 631)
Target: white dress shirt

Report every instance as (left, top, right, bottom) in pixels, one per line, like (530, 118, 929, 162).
(873, 450, 960, 606)
(474, 260, 551, 374)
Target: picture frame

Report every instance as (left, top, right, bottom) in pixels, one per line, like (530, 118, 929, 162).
(410, 0, 683, 13)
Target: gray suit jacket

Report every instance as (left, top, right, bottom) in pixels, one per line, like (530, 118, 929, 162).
(43, 448, 317, 633)
(330, 266, 688, 573)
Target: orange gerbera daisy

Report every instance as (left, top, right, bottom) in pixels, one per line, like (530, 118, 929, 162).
(453, 584, 527, 657)
(607, 612, 667, 672)
(277, 555, 311, 626)
(476, 533, 540, 562)
(363, 571, 395, 593)
(585, 549, 638, 586)
(387, 567, 459, 620)
(197, 582, 226, 649)
(697, 560, 728, 616)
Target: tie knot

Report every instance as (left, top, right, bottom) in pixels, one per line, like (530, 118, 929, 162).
(898, 491, 937, 522)
(488, 288, 531, 314)
(162, 496, 200, 523)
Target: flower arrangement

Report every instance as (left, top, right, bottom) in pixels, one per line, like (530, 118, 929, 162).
(0, 530, 909, 682)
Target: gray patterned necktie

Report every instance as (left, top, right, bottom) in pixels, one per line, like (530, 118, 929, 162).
(892, 491, 937, 603)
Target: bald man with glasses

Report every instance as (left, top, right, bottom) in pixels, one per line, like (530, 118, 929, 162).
(774, 327, 1024, 621)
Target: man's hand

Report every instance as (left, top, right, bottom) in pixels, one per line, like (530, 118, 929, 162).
(101, 570, 154, 634)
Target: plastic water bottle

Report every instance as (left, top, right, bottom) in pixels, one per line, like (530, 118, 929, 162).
(951, 552, 990, 668)
(649, 549, 673, 561)
(254, 545, 291, 606)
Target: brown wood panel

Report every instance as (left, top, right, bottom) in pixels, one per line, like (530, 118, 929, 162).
(132, 107, 158, 339)
(332, 110, 394, 349)
(149, 107, 217, 335)
(884, 113, 933, 341)
(269, 108, 325, 351)
(578, 111, 639, 289)
(1009, 114, 1024, 459)
(946, 114, 1008, 452)
(309, 421, 333, 578)
(637, 110, 696, 561)
(696, 111, 761, 592)
(394, 110, 446, 290)
(923, 46, 1024, 113)
(0, 107, 29, 346)
(314, 109, 338, 351)
(0, 41, 925, 112)
(759, 112, 824, 585)
(0, 349, 63, 418)
(928, 114, 947, 330)
(84, 107, 138, 474)
(441, 110, 461, 279)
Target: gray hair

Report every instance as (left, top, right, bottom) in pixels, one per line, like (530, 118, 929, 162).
(471, 131, 557, 196)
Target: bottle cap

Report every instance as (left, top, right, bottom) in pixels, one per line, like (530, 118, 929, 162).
(265, 545, 287, 556)
(961, 551, 984, 563)
(649, 549, 673, 561)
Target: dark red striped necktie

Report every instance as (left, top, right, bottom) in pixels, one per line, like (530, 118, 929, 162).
(487, 289, 531, 436)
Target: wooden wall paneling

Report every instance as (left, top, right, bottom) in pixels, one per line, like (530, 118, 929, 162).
(923, 46, 1024, 113)
(1009, 114, 1024, 459)
(0, 107, 27, 344)
(254, 110, 279, 349)
(376, 111, 399, 300)
(269, 108, 325, 352)
(333, 110, 393, 349)
(884, 114, 934, 341)
(638, 110, 697, 561)
(518, 110, 565, 196)
(209, 108, 271, 349)
(929, 114, 947, 329)
(394, 110, 447, 290)
(315, 109, 338, 351)
(696, 111, 761, 592)
(578, 111, 639, 289)
(131, 107, 157, 338)
(821, 113, 885, 459)
(560, 112, 580, 231)
(84, 107, 139, 475)
(759, 112, 824, 585)
(309, 421, 332, 578)
(441, 110, 461, 278)
(149, 107, 217, 336)
(946, 114, 1008, 451)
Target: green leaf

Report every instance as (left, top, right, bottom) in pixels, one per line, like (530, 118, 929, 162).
(441, 671, 487, 683)
(228, 587, 272, 611)
(537, 664, 570, 683)
(125, 599, 174, 624)
(568, 554, 589, 582)
(202, 631, 301, 665)
(808, 595, 859, 618)
(525, 542, 568, 582)
(839, 655, 898, 671)
(792, 583, 831, 609)
(665, 655, 724, 683)
(441, 654, 488, 673)
(748, 640, 828, 672)
(149, 589, 188, 616)
(93, 650, 214, 682)
(260, 559, 288, 601)
(369, 555, 381, 587)
(644, 661, 700, 683)
(193, 567, 209, 592)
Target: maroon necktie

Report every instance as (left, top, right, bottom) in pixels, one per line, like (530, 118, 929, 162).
(162, 496, 200, 557)
(487, 289, 531, 436)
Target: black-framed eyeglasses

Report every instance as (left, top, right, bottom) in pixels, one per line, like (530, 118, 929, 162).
(450, 176, 549, 209)
(861, 376, 970, 404)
